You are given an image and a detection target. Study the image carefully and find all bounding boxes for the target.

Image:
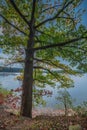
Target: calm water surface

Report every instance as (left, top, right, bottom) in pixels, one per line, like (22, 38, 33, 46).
(0, 73, 87, 108)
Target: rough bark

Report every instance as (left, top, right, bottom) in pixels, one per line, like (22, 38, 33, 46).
(20, 0, 36, 118)
(21, 30, 34, 118)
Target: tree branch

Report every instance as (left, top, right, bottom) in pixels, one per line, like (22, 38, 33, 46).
(33, 66, 58, 80)
(34, 58, 59, 68)
(64, 45, 87, 53)
(34, 78, 46, 83)
(35, 29, 55, 38)
(0, 14, 28, 36)
(9, 0, 30, 27)
(35, 40, 53, 44)
(63, 10, 77, 30)
(35, 0, 73, 28)
(58, 16, 74, 21)
(34, 36, 87, 51)
(4, 60, 24, 66)
(34, 58, 77, 75)
(30, 0, 36, 23)
(41, 4, 62, 13)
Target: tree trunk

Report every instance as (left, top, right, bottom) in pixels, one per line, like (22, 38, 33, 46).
(21, 30, 34, 118)
(64, 102, 67, 117)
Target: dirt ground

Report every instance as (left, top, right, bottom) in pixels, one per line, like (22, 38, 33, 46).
(0, 107, 87, 130)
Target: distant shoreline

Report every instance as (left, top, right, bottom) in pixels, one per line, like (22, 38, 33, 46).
(0, 72, 19, 76)
(0, 66, 22, 73)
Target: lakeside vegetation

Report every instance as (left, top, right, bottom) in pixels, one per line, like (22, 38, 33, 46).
(0, 86, 87, 129)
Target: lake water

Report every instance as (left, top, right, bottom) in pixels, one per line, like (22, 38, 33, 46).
(0, 72, 87, 109)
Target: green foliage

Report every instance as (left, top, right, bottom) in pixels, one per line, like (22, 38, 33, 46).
(33, 94, 46, 107)
(69, 124, 82, 130)
(57, 89, 74, 115)
(0, 86, 11, 97)
(74, 101, 87, 117)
